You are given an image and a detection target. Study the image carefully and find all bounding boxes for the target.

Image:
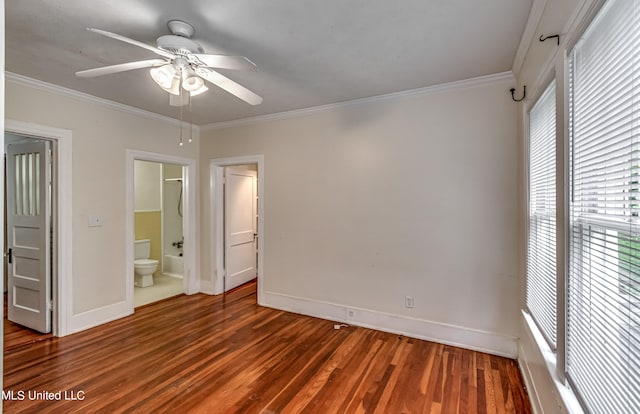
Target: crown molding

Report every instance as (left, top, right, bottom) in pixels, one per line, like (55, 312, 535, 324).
(6, 70, 515, 134)
(201, 71, 515, 131)
(5, 72, 197, 131)
(512, 0, 548, 76)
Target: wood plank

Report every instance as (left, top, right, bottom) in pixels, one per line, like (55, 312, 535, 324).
(3, 282, 533, 413)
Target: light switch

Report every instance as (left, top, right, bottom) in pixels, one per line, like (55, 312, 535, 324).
(88, 215, 103, 227)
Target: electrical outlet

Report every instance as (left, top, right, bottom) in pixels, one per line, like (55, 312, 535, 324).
(88, 215, 103, 227)
(348, 310, 354, 318)
(405, 296, 414, 308)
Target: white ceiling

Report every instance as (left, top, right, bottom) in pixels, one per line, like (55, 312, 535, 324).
(6, 0, 532, 125)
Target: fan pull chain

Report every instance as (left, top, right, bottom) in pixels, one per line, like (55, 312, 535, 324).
(179, 96, 184, 147)
(189, 98, 193, 143)
(179, 69, 184, 147)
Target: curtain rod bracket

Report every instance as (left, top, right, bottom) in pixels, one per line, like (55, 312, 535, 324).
(539, 34, 560, 46)
(510, 85, 526, 102)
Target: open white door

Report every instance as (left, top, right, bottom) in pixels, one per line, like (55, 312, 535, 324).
(6, 141, 51, 333)
(224, 167, 257, 291)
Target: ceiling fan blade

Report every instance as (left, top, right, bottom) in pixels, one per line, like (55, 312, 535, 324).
(87, 28, 176, 60)
(76, 59, 167, 78)
(195, 68, 263, 105)
(188, 54, 257, 71)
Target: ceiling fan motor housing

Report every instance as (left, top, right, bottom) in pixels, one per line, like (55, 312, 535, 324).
(157, 35, 204, 55)
(158, 20, 203, 55)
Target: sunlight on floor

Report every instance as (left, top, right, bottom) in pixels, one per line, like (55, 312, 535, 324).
(134, 274, 183, 307)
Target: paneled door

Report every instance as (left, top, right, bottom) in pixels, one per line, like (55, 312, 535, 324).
(224, 167, 257, 291)
(6, 140, 51, 333)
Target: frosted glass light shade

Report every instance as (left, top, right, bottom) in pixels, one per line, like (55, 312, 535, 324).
(189, 84, 209, 97)
(150, 64, 175, 88)
(150, 65, 180, 95)
(182, 75, 204, 92)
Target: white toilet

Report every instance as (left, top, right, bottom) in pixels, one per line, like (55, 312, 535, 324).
(134, 239, 158, 287)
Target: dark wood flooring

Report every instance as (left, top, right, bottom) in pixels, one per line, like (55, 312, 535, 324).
(3, 282, 532, 413)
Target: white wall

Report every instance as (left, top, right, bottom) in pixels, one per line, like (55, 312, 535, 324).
(5, 78, 199, 325)
(200, 75, 520, 356)
(134, 160, 161, 211)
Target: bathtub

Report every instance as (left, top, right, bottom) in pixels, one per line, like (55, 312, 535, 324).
(163, 254, 184, 278)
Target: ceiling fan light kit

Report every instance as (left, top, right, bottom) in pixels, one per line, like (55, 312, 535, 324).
(75, 19, 262, 142)
(75, 19, 262, 145)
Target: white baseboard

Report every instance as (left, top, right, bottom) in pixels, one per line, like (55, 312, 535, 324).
(66, 279, 212, 336)
(199, 280, 215, 295)
(67, 301, 132, 335)
(262, 290, 518, 358)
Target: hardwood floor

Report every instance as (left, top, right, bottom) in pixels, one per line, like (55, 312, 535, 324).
(3, 293, 53, 351)
(3, 282, 532, 413)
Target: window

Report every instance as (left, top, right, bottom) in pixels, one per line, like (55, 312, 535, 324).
(527, 80, 557, 349)
(568, 0, 640, 412)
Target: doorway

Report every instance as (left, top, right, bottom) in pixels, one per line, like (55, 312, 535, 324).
(4, 120, 72, 338)
(133, 160, 185, 307)
(210, 155, 264, 303)
(224, 165, 258, 291)
(4, 133, 55, 337)
(126, 149, 198, 312)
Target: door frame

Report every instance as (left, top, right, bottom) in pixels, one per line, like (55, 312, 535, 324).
(5, 119, 72, 337)
(125, 149, 198, 311)
(210, 155, 264, 303)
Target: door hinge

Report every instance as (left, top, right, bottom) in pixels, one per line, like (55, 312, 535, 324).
(6, 248, 12, 264)
(47, 300, 53, 311)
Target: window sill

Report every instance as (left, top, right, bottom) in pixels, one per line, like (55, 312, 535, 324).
(521, 310, 584, 414)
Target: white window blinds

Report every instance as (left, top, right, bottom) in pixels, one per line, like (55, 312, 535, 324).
(527, 80, 557, 349)
(568, 0, 640, 413)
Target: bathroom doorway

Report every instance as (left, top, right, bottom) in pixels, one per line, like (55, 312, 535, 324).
(133, 160, 185, 307)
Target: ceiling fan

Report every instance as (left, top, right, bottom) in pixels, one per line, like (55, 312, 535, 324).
(75, 20, 262, 106)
